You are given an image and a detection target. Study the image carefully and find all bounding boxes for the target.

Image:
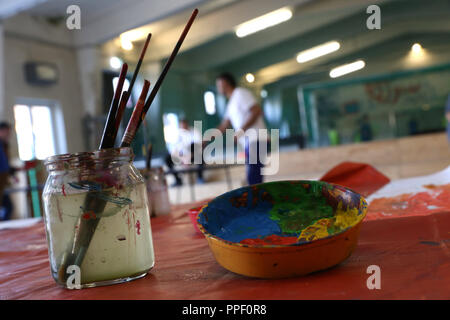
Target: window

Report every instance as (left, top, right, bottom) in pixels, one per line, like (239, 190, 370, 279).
(162, 113, 179, 153)
(112, 77, 132, 108)
(204, 91, 216, 115)
(13, 103, 64, 161)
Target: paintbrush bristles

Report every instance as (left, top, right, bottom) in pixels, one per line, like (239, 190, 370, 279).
(121, 80, 151, 147)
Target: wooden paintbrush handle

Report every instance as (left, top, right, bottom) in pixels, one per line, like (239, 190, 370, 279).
(121, 80, 150, 147)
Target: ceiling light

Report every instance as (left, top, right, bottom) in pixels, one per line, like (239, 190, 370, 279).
(236, 8, 293, 38)
(245, 73, 255, 83)
(120, 28, 149, 51)
(121, 38, 133, 51)
(260, 89, 268, 98)
(407, 42, 428, 64)
(120, 28, 148, 42)
(329, 60, 365, 78)
(411, 43, 422, 53)
(296, 41, 341, 63)
(110, 56, 122, 69)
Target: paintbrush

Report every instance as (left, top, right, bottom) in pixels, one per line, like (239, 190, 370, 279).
(134, 8, 198, 134)
(113, 33, 152, 142)
(100, 63, 128, 149)
(120, 80, 150, 148)
(57, 9, 198, 284)
(57, 63, 129, 283)
(62, 35, 152, 276)
(58, 33, 153, 279)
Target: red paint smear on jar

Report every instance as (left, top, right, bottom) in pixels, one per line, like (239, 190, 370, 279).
(82, 211, 96, 220)
(135, 220, 141, 235)
(240, 234, 298, 245)
(62, 184, 66, 197)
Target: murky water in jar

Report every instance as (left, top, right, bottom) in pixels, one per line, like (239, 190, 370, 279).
(44, 183, 154, 285)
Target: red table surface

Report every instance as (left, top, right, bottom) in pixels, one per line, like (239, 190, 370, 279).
(0, 200, 449, 300)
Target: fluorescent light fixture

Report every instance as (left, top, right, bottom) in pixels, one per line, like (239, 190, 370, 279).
(411, 43, 422, 53)
(236, 8, 292, 38)
(329, 60, 365, 78)
(110, 56, 122, 69)
(120, 28, 147, 42)
(120, 28, 150, 50)
(296, 41, 341, 63)
(245, 73, 255, 83)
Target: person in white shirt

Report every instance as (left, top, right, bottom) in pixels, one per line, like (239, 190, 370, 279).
(215, 72, 267, 185)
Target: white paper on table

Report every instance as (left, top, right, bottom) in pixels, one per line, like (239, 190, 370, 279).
(367, 165, 450, 203)
(0, 217, 42, 230)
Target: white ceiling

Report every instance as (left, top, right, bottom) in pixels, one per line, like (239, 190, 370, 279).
(0, 0, 47, 19)
(26, 0, 126, 18)
(4, 0, 446, 87)
(2, 0, 240, 47)
(102, 0, 315, 62)
(5, 0, 164, 23)
(2, 0, 315, 56)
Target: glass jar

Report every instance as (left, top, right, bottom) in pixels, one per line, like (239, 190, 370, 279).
(145, 167, 171, 216)
(42, 147, 154, 289)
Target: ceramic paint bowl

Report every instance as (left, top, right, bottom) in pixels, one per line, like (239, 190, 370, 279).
(188, 206, 205, 235)
(197, 180, 367, 279)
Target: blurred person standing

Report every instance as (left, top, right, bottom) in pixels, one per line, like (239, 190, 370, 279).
(0, 122, 13, 220)
(166, 119, 203, 186)
(214, 73, 267, 185)
(359, 114, 373, 142)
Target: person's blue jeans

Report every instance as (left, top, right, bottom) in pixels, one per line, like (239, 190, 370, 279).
(244, 139, 269, 185)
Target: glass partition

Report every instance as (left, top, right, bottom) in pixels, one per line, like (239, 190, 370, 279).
(299, 65, 449, 148)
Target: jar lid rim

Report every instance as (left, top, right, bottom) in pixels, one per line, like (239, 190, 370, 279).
(44, 147, 133, 167)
